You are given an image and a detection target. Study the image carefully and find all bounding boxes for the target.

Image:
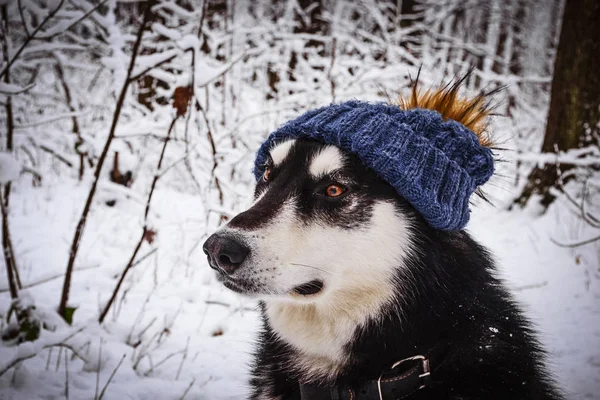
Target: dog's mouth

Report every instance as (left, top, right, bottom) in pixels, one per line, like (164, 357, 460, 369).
(291, 279, 324, 296)
(219, 275, 256, 294)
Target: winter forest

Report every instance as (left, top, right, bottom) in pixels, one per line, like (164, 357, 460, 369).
(0, 0, 599, 398)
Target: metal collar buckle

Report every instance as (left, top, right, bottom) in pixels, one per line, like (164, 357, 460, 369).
(377, 355, 431, 400)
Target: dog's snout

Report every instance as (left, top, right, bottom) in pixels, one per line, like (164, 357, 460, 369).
(202, 234, 250, 275)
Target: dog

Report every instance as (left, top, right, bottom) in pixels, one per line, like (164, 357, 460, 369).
(203, 83, 562, 399)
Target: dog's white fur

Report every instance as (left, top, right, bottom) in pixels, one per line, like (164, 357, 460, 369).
(270, 139, 296, 166)
(217, 142, 414, 382)
(309, 145, 345, 178)
(264, 201, 412, 380)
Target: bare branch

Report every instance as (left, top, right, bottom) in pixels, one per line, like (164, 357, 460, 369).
(178, 378, 196, 400)
(196, 97, 224, 218)
(175, 337, 190, 380)
(0, 334, 87, 378)
(0, 5, 21, 292)
(37, 144, 74, 168)
(59, 1, 156, 320)
(17, 0, 31, 38)
(34, 0, 110, 41)
(0, 189, 18, 299)
(0, 0, 67, 81)
(328, 37, 336, 102)
(550, 235, 600, 248)
(98, 116, 177, 324)
(128, 50, 184, 82)
(0, 83, 34, 95)
(94, 339, 102, 400)
(0, 265, 99, 294)
(53, 54, 85, 179)
(98, 354, 126, 400)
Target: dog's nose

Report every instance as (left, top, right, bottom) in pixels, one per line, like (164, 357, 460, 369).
(202, 234, 250, 275)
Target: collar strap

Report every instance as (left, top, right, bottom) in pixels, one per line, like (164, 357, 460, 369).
(299, 355, 431, 400)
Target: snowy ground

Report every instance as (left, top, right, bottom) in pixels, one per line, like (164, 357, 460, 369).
(1, 149, 599, 400)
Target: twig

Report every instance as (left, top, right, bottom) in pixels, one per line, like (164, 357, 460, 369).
(128, 50, 188, 83)
(144, 350, 185, 376)
(196, 97, 224, 214)
(195, 52, 245, 89)
(135, 317, 157, 342)
(131, 248, 158, 268)
(14, 110, 91, 129)
(0, 190, 18, 299)
(54, 54, 84, 179)
(182, 48, 203, 194)
(64, 349, 69, 400)
(55, 345, 63, 372)
(0, 265, 99, 294)
(67, 0, 109, 38)
(0, 352, 37, 378)
(59, 0, 156, 320)
(46, 347, 53, 370)
(21, 166, 42, 185)
(98, 116, 177, 324)
(37, 144, 74, 168)
(175, 337, 190, 380)
(328, 37, 336, 102)
(178, 378, 196, 400)
(126, 290, 155, 346)
(0, 0, 67, 80)
(557, 180, 600, 228)
(46, 343, 86, 364)
(0, 83, 34, 95)
(94, 339, 103, 400)
(98, 354, 126, 400)
(57, 327, 86, 345)
(1, 5, 21, 291)
(0, 340, 86, 378)
(551, 234, 600, 248)
(35, 0, 110, 41)
(17, 0, 31, 38)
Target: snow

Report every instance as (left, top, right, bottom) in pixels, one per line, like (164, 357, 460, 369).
(0, 135, 599, 399)
(0, 152, 20, 184)
(1, 0, 598, 399)
(0, 82, 34, 95)
(470, 205, 600, 399)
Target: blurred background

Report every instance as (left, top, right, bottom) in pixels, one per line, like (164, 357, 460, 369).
(0, 0, 598, 399)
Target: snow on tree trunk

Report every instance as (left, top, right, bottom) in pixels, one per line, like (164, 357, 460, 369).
(516, 0, 600, 208)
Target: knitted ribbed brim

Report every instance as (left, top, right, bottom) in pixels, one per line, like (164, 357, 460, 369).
(254, 101, 494, 231)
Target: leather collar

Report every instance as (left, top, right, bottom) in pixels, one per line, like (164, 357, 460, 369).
(298, 355, 431, 400)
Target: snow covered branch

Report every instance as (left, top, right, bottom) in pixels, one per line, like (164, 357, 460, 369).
(59, 0, 157, 320)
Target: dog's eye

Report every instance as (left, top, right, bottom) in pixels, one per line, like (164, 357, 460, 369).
(325, 184, 345, 197)
(263, 167, 272, 182)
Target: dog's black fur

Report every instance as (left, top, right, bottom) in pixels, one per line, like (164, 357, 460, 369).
(207, 139, 563, 400)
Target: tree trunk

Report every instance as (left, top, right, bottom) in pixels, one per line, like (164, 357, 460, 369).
(515, 0, 600, 208)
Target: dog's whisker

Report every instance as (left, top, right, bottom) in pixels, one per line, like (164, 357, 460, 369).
(288, 262, 331, 274)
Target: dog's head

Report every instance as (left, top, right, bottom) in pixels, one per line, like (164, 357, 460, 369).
(203, 138, 415, 304)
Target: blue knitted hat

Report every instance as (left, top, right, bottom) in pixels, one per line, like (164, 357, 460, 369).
(253, 100, 494, 231)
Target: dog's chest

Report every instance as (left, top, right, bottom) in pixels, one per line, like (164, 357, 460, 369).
(265, 301, 356, 380)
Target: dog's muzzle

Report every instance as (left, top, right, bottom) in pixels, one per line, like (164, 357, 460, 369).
(203, 233, 250, 275)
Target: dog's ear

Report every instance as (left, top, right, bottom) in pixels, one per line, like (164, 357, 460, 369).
(396, 69, 501, 149)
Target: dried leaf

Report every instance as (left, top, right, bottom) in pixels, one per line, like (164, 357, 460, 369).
(143, 228, 157, 244)
(173, 86, 193, 117)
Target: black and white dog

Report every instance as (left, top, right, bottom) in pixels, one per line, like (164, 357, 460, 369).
(203, 138, 562, 399)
